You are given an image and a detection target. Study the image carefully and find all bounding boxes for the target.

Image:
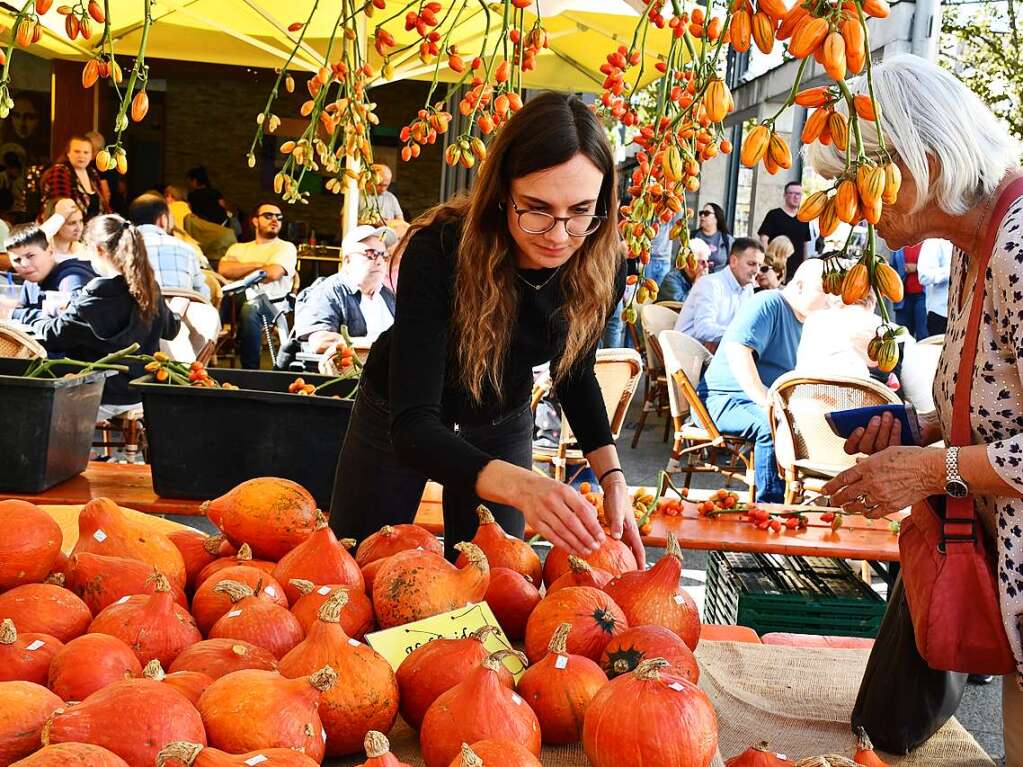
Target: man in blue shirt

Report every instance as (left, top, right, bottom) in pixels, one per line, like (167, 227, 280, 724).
(700, 259, 828, 502)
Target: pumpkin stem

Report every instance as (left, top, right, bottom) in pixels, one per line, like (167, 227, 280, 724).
(567, 555, 592, 574)
(236, 543, 253, 561)
(289, 578, 315, 596)
(755, 741, 772, 752)
(212, 579, 254, 603)
(339, 538, 357, 551)
(199, 500, 211, 515)
(380, 525, 395, 536)
(364, 730, 391, 759)
(317, 588, 350, 623)
(314, 509, 329, 530)
(470, 625, 500, 642)
(148, 570, 171, 593)
(612, 659, 631, 675)
(0, 618, 15, 644)
(482, 649, 528, 673)
(796, 757, 858, 767)
(459, 743, 484, 767)
(666, 532, 683, 562)
(44, 572, 66, 587)
(156, 741, 204, 767)
(476, 505, 496, 526)
(634, 657, 670, 680)
(454, 541, 488, 570)
(548, 622, 572, 655)
(856, 728, 875, 752)
(309, 665, 338, 692)
(201, 534, 226, 555)
(142, 659, 166, 681)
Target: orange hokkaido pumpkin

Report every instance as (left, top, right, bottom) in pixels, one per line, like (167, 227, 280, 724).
(524, 586, 627, 664)
(197, 667, 336, 761)
(448, 741, 543, 767)
(724, 742, 796, 766)
(546, 556, 613, 595)
(361, 558, 388, 595)
(72, 498, 186, 587)
(355, 524, 443, 566)
(373, 543, 490, 628)
(356, 731, 413, 767)
(167, 530, 236, 591)
(207, 580, 304, 659)
(582, 659, 718, 767)
(603, 533, 701, 650)
(456, 506, 541, 585)
(154, 742, 319, 767)
(600, 625, 700, 682)
(168, 638, 277, 679)
(0, 681, 63, 765)
(9, 743, 130, 767)
(66, 553, 188, 614)
(0, 583, 92, 643)
(86, 572, 201, 667)
(541, 538, 638, 588)
(191, 566, 288, 635)
(195, 544, 277, 588)
(42, 678, 207, 767)
(0, 500, 62, 590)
(272, 514, 364, 603)
(279, 591, 399, 756)
(419, 651, 541, 767)
(396, 625, 513, 731)
(202, 477, 319, 560)
(484, 568, 540, 640)
(141, 660, 213, 706)
(289, 580, 375, 638)
(0, 619, 62, 685)
(516, 623, 608, 744)
(48, 633, 141, 702)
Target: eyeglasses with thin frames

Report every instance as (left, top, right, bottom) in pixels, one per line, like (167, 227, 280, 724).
(510, 199, 606, 237)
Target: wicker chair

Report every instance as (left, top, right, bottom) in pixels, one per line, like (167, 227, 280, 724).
(658, 329, 755, 500)
(160, 289, 222, 365)
(0, 321, 45, 359)
(631, 303, 680, 448)
(767, 371, 901, 504)
(533, 348, 643, 482)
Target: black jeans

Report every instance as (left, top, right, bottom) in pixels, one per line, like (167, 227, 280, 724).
(926, 311, 947, 337)
(328, 385, 533, 560)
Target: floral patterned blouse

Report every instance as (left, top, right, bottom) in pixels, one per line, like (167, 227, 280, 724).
(933, 194, 1023, 679)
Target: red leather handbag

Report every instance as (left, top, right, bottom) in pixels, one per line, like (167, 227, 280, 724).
(898, 177, 1023, 676)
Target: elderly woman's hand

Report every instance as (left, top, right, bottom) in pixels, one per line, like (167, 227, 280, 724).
(822, 446, 945, 518)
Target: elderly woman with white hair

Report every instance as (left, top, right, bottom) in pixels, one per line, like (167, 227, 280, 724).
(810, 53, 1023, 759)
(657, 237, 711, 303)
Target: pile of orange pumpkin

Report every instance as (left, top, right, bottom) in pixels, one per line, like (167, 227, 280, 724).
(0, 479, 718, 767)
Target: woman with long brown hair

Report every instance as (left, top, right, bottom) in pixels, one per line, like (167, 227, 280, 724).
(329, 92, 644, 565)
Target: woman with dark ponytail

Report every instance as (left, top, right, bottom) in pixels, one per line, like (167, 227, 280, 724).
(28, 214, 180, 418)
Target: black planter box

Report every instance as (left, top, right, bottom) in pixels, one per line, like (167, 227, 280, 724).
(131, 368, 357, 508)
(0, 359, 113, 493)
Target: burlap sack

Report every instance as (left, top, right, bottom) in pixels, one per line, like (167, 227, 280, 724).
(326, 642, 992, 766)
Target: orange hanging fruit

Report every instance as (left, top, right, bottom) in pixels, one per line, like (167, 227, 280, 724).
(856, 164, 886, 208)
(882, 163, 902, 204)
(875, 262, 904, 303)
(841, 263, 870, 305)
(741, 124, 770, 167)
(801, 108, 830, 144)
(835, 179, 860, 224)
(730, 10, 752, 52)
(82, 59, 99, 89)
(819, 198, 840, 237)
(876, 338, 898, 373)
(822, 31, 846, 81)
(862, 0, 890, 17)
(131, 90, 149, 122)
(777, 3, 808, 39)
(797, 190, 829, 222)
(841, 18, 866, 73)
(788, 16, 828, 59)
(751, 11, 775, 54)
(827, 111, 848, 151)
(704, 79, 731, 122)
(853, 93, 877, 121)
(794, 86, 831, 107)
(757, 0, 789, 21)
(768, 132, 792, 170)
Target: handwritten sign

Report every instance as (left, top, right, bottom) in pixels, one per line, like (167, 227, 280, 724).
(365, 602, 525, 680)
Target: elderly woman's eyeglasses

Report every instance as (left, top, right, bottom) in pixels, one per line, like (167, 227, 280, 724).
(510, 199, 605, 237)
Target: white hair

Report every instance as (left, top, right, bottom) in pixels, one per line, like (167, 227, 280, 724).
(688, 238, 712, 259)
(805, 54, 1020, 215)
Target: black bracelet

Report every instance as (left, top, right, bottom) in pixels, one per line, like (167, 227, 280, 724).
(599, 467, 625, 485)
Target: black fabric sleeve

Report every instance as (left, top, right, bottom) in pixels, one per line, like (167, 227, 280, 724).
(757, 209, 778, 239)
(554, 260, 627, 454)
(158, 298, 182, 341)
(28, 295, 103, 353)
(387, 225, 494, 490)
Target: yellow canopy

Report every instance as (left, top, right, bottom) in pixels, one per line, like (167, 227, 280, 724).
(4, 0, 678, 93)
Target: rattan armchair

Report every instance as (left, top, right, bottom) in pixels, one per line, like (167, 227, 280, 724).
(631, 302, 680, 448)
(0, 321, 46, 359)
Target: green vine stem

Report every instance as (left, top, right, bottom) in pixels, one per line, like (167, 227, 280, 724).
(0, 0, 35, 118)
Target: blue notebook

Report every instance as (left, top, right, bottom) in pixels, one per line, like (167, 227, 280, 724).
(825, 403, 923, 447)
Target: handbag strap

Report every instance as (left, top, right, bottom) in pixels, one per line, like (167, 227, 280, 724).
(945, 176, 1023, 539)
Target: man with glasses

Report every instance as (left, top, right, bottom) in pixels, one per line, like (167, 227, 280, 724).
(293, 224, 396, 353)
(218, 201, 298, 368)
(757, 180, 812, 278)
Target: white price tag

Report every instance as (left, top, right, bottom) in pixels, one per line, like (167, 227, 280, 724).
(264, 586, 276, 597)
(511, 693, 522, 705)
(668, 682, 686, 692)
(673, 594, 687, 605)
(25, 640, 45, 651)
(317, 586, 332, 595)
(348, 638, 360, 647)
(244, 756, 268, 766)
(227, 610, 242, 618)
(554, 655, 569, 670)
(92, 529, 107, 542)
(116, 595, 131, 605)
(322, 728, 328, 742)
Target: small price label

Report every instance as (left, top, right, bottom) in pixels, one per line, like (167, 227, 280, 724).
(317, 586, 332, 595)
(348, 638, 360, 647)
(673, 594, 687, 605)
(25, 640, 45, 651)
(554, 655, 569, 670)
(115, 595, 131, 605)
(511, 693, 523, 705)
(226, 610, 242, 618)
(668, 682, 686, 692)
(244, 756, 268, 766)
(93, 529, 108, 542)
(264, 586, 277, 598)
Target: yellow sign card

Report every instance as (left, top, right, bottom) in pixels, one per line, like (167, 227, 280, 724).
(365, 602, 526, 680)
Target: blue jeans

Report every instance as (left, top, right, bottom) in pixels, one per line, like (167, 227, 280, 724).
(645, 257, 671, 293)
(896, 291, 928, 341)
(705, 393, 783, 503)
(600, 282, 640, 349)
(239, 298, 277, 369)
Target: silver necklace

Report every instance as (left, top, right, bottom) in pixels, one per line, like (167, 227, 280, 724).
(515, 264, 562, 291)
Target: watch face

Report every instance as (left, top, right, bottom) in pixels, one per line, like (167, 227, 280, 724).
(946, 479, 969, 499)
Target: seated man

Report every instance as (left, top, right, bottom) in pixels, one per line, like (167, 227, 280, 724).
(658, 238, 710, 303)
(674, 237, 764, 346)
(2, 216, 96, 323)
(294, 224, 396, 352)
(699, 259, 827, 502)
(218, 201, 298, 369)
(128, 193, 210, 299)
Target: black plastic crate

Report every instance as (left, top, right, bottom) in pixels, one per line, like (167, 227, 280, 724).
(0, 358, 113, 492)
(131, 368, 356, 508)
(705, 551, 885, 638)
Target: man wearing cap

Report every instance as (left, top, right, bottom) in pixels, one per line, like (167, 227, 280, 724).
(293, 224, 396, 353)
